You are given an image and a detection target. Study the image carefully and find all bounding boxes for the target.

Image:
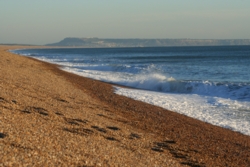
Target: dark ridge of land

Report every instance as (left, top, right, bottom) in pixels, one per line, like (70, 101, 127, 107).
(1, 45, 250, 167)
(0, 43, 38, 46)
(46, 37, 250, 47)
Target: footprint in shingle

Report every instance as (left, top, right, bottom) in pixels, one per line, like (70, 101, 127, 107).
(56, 98, 69, 103)
(152, 140, 176, 152)
(97, 114, 112, 119)
(55, 112, 64, 116)
(151, 140, 177, 153)
(64, 118, 88, 125)
(21, 108, 31, 114)
(163, 140, 176, 144)
(68, 121, 79, 125)
(170, 151, 186, 159)
(72, 118, 88, 124)
(151, 147, 164, 152)
(22, 106, 49, 116)
(105, 136, 119, 142)
(32, 107, 49, 116)
(10, 143, 33, 150)
(107, 126, 120, 131)
(0, 133, 6, 139)
(0, 97, 5, 103)
(129, 133, 141, 139)
(91, 126, 107, 133)
(64, 118, 79, 125)
(155, 142, 171, 150)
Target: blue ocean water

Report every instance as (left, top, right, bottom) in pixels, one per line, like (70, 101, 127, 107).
(12, 46, 250, 135)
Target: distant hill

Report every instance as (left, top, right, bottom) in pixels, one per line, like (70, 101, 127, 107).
(0, 43, 37, 46)
(46, 37, 250, 47)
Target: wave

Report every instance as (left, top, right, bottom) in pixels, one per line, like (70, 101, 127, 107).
(62, 66, 250, 101)
(118, 74, 250, 101)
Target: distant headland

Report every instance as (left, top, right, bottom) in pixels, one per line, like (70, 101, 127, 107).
(46, 37, 250, 47)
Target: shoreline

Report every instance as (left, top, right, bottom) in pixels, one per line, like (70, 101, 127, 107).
(1, 45, 250, 166)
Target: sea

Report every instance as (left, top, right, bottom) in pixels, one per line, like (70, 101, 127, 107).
(11, 46, 250, 136)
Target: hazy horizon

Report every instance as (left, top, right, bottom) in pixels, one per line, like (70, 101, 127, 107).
(1, 1, 250, 45)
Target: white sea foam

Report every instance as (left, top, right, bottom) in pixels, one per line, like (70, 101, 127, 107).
(114, 86, 250, 136)
(61, 66, 250, 101)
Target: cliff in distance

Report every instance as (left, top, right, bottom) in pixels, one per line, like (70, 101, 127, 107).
(46, 37, 250, 47)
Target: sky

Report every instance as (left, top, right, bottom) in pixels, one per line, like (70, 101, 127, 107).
(1, 0, 250, 45)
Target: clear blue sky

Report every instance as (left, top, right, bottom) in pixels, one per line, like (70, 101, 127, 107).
(1, 0, 250, 45)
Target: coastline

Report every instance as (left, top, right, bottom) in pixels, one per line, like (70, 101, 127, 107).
(1, 45, 250, 166)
